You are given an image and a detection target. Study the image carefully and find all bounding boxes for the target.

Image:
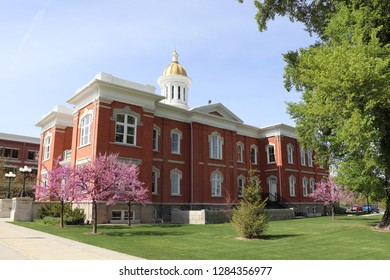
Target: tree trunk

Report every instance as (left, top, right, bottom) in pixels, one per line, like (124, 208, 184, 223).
(128, 203, 132, 227)
(60, 200, 64, 228)
(92, 201, 98, 234)
(331, 203, 335, 221)
(377, 187, 390, 230)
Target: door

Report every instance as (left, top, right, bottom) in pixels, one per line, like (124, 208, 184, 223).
(268, 177, 277, 202)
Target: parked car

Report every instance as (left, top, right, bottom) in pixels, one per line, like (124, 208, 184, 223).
(351, 205, 363, 212)
(363, 205, 380, 213)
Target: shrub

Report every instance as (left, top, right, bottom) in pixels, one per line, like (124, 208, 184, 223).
(37, 203, 72, 219)
(231, 170, 269, 239)
(37, 203, 85, 225)
(64, 208, 85, 225)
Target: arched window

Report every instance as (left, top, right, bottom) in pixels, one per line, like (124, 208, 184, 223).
(237, 175, 245, 197)
(250, 145, 258, 164)
(287, 144, 294, 164)
(209, 132, 223, 159)
(152, 167, 160, 195)
(43, 133, 52, 161)
(237, 142, 244, 162)
(211, 171, 223, 197)
(266, 144, 276, 164)
(309, 178, 315, 193)
(171, 128, 182, 154)
(289, 176, 296, 197)
(170, 169, 182, 195)
(302, 177, 308, 197)
(79, 113, 92, 147)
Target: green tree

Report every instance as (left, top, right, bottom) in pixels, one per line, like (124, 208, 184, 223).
(231, 170, 269, 239)
(240, 0, 390, 229)
(239, 0, 390, 44)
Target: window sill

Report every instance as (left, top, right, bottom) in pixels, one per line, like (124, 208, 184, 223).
(77, 143, 91, 149)
(110, 142, 141, 148)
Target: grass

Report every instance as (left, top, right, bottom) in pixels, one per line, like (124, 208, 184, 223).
(12, 215, 390, 260)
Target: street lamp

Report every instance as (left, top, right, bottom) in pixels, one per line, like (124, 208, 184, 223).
(19, 165, 32, 197)
(4, 171, 16, 199)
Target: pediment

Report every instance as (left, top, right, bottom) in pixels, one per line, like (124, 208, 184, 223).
(191, 103, 243, 123)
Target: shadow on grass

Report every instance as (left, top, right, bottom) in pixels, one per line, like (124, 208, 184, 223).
(98, 224, 183, 230)
(102, 230, 192, 237)
(262, 234, 303, 240)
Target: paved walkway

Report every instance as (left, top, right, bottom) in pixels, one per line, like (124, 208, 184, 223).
(0, 218, 144, 260)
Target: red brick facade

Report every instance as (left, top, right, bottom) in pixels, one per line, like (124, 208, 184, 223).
(36, 55, 328, 222)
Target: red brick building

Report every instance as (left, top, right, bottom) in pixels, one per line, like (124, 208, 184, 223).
(36, 51, 328, 222)
(0, 132, 40, 174)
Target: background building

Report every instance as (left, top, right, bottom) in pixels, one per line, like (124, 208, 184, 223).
(35, 51, 328, 223)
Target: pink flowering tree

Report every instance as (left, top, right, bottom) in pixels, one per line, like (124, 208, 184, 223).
(75, 153, 148, 233)
(33, 160, 79, 228)
(107, 161, 149, 227)
(309, 178, 355, 220)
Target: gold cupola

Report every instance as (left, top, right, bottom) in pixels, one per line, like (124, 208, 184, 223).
(158, 50, 192, 110)
(162, 50, 188, 77)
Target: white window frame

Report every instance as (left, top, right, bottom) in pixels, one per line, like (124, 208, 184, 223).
(309, 178, 315, 193)
(43, 133, 52, 161)
(170, 169, 182, 195)
(307, 150, 313, 167)
(266, 144, 276, 164)
(237, 175, 245, 197)
(237, 142, 244, 163)
(79, 113, 92, 147)
(171, 129, 182, 154)
(152, 167, 160, 195)
(302, 177, 308, 197)
(287, 144, 294, 164)
(153, 126, 160, 151)
(211, 171, 223, 197)
(289, 176, 296, 197)
(250, 145, 258, 165)
(209, 132, 223, 160)
(115, 113, 137, 145)
(300, 145, 306, 166)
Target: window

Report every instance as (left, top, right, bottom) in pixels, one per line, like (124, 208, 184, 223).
(153, 127, 160, 151)
(237, 142, 244, 162)
(171, 129, 182, 154)
(170, 169, 181, 195)
(307, 150, 313, 167)
(209, 132, 223, 159)
(4, 148, 19, 159)
(238, 175, 245, 197)
(266, 144, 276, 164)
(152, 167, 160, 195)
(79, 113, 92, 146)
(300, 145, 306, 166)
(302, 177, 308, 197)
(250, 145, 258, 164)
(211, 171, 223, 197)
(287, 144, 294, 164)
(27, 150, 38, 161)
(309, 178, 315, 193)
(43, 134, 52, 161)
(115, 114, 137, 145)
(111, 210, 134, 221)
(289, 176, 296, 197)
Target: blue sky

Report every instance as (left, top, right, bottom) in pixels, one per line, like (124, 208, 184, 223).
(0, 0, 316, 138)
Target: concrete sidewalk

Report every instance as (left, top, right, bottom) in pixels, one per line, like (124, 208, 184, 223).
(0, 218, 144, 260)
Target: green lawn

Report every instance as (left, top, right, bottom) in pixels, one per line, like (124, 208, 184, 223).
(12, 215, 390, 260)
